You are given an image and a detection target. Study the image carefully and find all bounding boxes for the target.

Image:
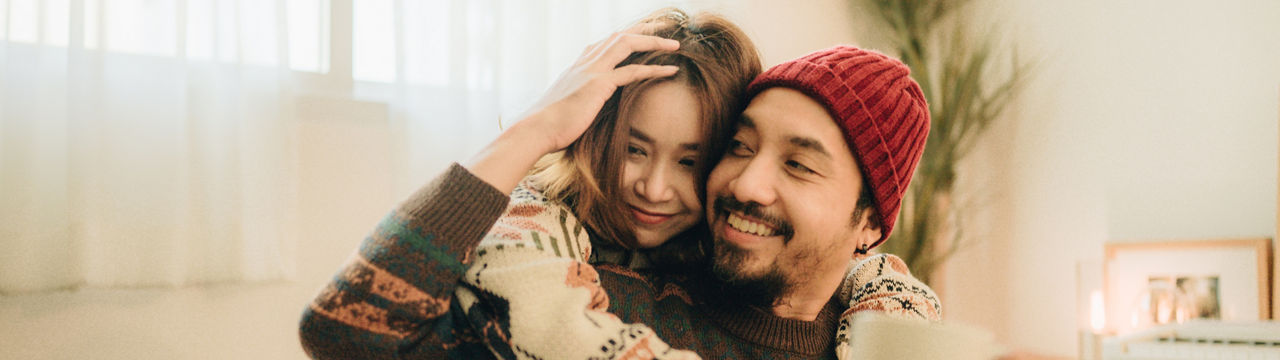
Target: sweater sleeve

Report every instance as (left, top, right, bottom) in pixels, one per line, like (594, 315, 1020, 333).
(298, 163, 509, 359)
(453, 180, 699, 359)
(833, 253, 943, 359)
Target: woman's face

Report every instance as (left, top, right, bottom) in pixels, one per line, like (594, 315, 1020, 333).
(621, 81, 706, 248)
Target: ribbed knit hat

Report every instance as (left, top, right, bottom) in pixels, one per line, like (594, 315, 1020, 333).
(745, 45, 930, 249)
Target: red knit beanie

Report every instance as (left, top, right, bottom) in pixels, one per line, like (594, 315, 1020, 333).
(745, 45, 930, 249)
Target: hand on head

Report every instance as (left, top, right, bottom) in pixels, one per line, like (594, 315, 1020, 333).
(523, 22, 682, 154)
(465, 24, 680, 194)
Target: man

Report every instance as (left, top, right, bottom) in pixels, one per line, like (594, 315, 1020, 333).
(299, 44, 938, 359)
(708, 45, 934, 319)
(699, 47, 939, 357)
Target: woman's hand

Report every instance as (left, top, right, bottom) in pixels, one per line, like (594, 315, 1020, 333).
(466, 25, 680, 194)
(521, 24, 681, 153)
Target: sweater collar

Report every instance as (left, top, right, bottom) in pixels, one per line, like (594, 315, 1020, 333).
(589, 242, 654, 270)
(702, 293, 841, 356)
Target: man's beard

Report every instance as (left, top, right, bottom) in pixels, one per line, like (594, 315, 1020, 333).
(706, 195, 795, 307)
(709, 234, 789, 308)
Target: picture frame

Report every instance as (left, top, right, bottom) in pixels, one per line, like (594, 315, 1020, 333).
(1103, 238, 1272, 334)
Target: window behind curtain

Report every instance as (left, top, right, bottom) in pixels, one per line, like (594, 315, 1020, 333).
(0, 0, 691, 293)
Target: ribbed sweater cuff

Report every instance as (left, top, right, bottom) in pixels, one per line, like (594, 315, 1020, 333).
(395, 163, 509, 254)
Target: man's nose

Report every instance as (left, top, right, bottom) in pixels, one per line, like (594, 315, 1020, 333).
(727, 158, 777, 206)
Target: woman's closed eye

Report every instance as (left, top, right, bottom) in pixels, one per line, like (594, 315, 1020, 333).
(627, 144, 647, 158)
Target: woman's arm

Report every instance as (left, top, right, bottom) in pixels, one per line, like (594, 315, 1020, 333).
(300, 28, 682, 359)
(838, 254, 942, 320)
(298, 163, 509, 359)
(834, 253, 943, 359)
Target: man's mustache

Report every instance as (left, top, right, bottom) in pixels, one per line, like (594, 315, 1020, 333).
(712, 195, 795, 242)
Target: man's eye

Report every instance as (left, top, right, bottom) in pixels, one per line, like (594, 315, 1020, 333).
(786, 160, 815, 175)
(678, 158, 696, 168)
(728, 139, 752, 156)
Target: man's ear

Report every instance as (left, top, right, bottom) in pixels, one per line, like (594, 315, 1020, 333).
(851, 208, 882, 258)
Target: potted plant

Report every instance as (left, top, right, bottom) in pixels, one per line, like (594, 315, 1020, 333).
(856, 0, 1033, 285)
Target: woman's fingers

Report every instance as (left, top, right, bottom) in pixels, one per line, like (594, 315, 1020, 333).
(575, 32, 679, 69)
(510, 29, 681, 155)
(610, 64, 679, 86)
(621, 20, 662, 35)
(594, 34, 680, 69)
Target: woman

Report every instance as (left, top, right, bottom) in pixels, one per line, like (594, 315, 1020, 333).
(458, 8, 759, 358)
(488, 8, 759, 269)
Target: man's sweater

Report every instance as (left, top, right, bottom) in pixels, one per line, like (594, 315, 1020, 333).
(299, 163, 940, 359)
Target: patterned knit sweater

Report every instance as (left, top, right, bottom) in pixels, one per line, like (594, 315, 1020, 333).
(299, 163, 941, 359)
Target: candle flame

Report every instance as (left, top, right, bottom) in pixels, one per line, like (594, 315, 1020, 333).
(1090, 290, 1106, 332)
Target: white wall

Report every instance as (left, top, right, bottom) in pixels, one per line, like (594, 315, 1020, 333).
(687, 0, 863, 67)
(940, 0, 1280, 357)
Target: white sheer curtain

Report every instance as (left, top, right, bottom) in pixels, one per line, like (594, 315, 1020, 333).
(1, 0, 305, 293)
(0, 0, 685, 293)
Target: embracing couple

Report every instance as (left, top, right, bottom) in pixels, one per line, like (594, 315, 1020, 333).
(300, 8, 940, 359)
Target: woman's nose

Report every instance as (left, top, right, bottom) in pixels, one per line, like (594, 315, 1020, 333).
(634, 164, 676, 203)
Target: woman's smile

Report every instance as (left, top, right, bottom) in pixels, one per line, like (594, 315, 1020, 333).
(629, 205, 678, 225)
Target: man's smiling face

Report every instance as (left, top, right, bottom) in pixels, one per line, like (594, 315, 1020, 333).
(705, 87, 882, 303)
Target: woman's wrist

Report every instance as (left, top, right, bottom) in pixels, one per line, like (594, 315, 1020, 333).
(506, 111, 561, 156)
(463, 112, 559, 194)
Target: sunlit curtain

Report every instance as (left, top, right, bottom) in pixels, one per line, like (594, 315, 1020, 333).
(0, 0, 683, 293)
(0, 0, 309, 293)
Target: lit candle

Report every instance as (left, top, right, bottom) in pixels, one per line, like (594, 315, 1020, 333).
(1091, 290, 1106, 333)
(1080, 290, 1105, 360)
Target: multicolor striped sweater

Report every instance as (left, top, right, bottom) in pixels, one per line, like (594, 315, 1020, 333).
(299, 163, 941, 359)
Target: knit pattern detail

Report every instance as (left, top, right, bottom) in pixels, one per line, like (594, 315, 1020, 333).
(833, 253, 943, 359)
(467, 180, 942, 359)
(746, 46, 931, 248)
(299, 164, 943, 359)
(299, 163, 509, 359)
(461, 178, 699, 360)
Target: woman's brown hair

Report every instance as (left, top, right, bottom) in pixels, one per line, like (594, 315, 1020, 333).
(529, 8, 762, 254)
